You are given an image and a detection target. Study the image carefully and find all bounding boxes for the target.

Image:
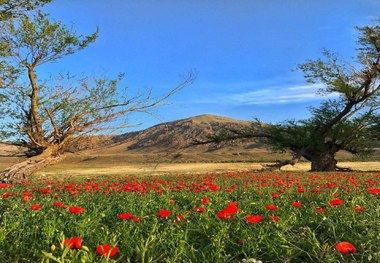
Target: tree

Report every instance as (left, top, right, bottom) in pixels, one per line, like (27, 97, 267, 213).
(1, 0, 52, 89)
(0, 0, 51, 20)
(0, 11, 195, 182)
(201, 22, 380, 171)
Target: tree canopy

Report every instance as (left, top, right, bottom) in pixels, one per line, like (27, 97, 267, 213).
(0, 3, 195, 182)
(204, 22, 380, 171)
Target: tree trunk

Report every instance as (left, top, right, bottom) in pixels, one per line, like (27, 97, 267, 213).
(0, 146, 63, 183)
(261, 158, 299, 171)
(309, 153, 338, 171)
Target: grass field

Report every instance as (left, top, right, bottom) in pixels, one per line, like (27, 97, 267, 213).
(0, 168, 379, 262)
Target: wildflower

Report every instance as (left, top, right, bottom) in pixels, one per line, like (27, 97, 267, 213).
(195, 207, 206, 213)
(22, 195, 31, 203)
(297, 187, 305, 193)
(269, 216, 280, 221)
(30, 204, 42, 210)
(237, 239, 244, 245)
(217, 202, 238, 219)
(368, 187, 380, 195)
(224, 203, 238, 214)
(53, 202, 65, 207)
(69, 206, 85, 214)
(157, 209, 171, 218)
(315, 207, 327, 213)
(245, 215, 264, 223)
(335, 242, 356, 254)
(201, 198, 210, 204)
(330, 199, 343, 206)
(217, 211, 229, 219)
(292, 202, 302, 208)
(96, 245, 118, 257)
(354, 206, 364, 212)
(265, 204, 277, 211)
(0, 183, 12, 189)
(131, 216, 141, 223)
(64, 237, 82, 249)
(118, 213, 133, 220)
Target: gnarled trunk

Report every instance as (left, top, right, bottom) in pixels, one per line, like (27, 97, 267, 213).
(309, 153, 338, 171)
(0, 146, 63, 183)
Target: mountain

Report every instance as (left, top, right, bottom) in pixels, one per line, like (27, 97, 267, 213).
(0, 114, 263, 162)
(108, 114, 255, 153)
(72, 114, 265, 163)
(2, 114, 376, 164)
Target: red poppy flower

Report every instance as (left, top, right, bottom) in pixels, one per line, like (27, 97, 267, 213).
(131, 216, 141, 223)
(201, 198, 210, 204)
(297, 187, 305, 193)
(53, 202, 65, 207)
(271, 192, 280, 198)
(195, 207, 206, 213)
(69, 206, 85, 214)
(22, 195, 31, 203)
(265, 204, 277, 211)
(335, 242, 356, 254)
(217, 202, 239, 219)
(316, 207, 327, 213)
(329, 199, 343, 206)
(245, 215, 264, 223)
(177, 214, 185, 221)
(30, 204, 42, 210)
(0, 183, 12, 189)
(96, 245, 118, 257)
(224, 204, 238, 214)
(157, 209, 171, 218)
(292, 202, 302, 208)
(269, 216, 280, 221)
(217, 211, 230, 219)
(64, 237, 82, 249)
(168, 199, 176, 203)
(118, 213, 133, 220)
(368, 187, 380, 195)
(3, 193, 15, 199)
(354, 206, 364, 212)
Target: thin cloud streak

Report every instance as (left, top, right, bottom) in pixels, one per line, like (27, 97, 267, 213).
(227, 84, 339, 105)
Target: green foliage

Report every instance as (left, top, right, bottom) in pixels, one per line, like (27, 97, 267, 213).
(254, 22, 380, 170)
(0, 171, 379, 262)
(1, 0, 52, 92)
(0, 2, 194, 164)
(266, 99, 379, 157)
(5, 11, 98, 67)
(0, 0, 52, 21)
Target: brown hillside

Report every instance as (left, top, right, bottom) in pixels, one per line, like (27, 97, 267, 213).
(2, 114, 377, 165)
(107, 114, 255, 153)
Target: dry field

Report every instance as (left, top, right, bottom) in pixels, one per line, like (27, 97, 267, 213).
(1, 155, 379, 178)
(35, 161, 380, 178)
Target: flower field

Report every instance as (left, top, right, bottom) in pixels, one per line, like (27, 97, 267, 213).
(0, 171, 379, 262)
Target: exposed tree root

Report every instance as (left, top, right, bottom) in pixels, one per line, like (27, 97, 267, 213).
(0, 155, 62, 183)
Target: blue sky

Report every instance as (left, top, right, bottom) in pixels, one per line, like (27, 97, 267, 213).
(42, 0, 380, 130)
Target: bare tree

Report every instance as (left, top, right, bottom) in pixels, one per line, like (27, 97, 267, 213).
(0, 11, 195, 182)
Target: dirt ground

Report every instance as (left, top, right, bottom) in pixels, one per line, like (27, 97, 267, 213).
(35, 161, 380, 177)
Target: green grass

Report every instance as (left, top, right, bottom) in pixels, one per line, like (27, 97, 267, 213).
(0, 171, 379, 262)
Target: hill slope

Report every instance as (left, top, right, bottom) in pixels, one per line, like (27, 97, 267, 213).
(106, 114, 255, 153)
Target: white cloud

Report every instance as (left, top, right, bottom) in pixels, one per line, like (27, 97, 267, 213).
(227, 83, 339, 105)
